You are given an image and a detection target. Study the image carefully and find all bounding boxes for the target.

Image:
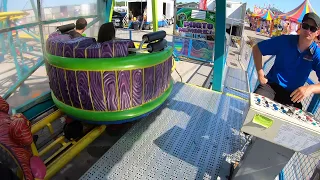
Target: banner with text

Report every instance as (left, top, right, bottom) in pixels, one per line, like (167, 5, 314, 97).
(175, 8, 216, 62)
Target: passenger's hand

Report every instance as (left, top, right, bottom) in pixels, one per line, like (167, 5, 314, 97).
(290, 85, 313, 103)
(258, 72, 268, 85)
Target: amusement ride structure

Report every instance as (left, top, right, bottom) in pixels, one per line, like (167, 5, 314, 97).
(0, 0, 319, 180)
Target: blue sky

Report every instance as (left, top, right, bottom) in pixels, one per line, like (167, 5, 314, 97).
(6, 0, 320, 15)
(239, 0, 320, 14)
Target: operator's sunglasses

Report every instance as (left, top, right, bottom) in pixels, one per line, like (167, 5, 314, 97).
(302, 23, 318, 33)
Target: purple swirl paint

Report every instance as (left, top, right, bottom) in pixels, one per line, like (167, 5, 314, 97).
(144, 67, 154, 102)
(154, 63, 163, 97)
(77, 71, 93, 110)
(103, 71, 118, 111)
(118, 71, 131, 110)
(89, 71, 106, 111)
(56, 68, 71, 106)
(66, 70, 82, 108)
(132, 69, 143, 107)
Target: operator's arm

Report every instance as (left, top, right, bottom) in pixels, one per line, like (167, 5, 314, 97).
(310, 55, 320, 94)
(252, 45, 265, 84)
(291, 51, 320, 103)
(253, 36, 284, 84)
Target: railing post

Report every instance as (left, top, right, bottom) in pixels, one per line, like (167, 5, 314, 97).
(152, 0, 158, 32)
(307, 95, 320, 114)
(212, 0, 226, 92)
(247, 53, 253, 73)
(105, 0, 114, 23)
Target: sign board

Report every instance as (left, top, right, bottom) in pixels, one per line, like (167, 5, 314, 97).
(175, 8, 216, 62)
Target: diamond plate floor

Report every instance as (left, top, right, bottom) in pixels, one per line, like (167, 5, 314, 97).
(80, 82, 248, 180)
(224, 67, 248, 92)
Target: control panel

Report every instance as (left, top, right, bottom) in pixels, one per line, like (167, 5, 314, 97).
(241, 93, 320, 158)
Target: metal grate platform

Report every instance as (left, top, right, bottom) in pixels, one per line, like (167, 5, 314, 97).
(223, 87, 249, 101)
(80, 82, 248, 180)
(224, 67, 248, 92)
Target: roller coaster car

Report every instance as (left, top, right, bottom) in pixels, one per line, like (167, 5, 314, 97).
(0, 97, 46, 180)
(45, 29, 174, 124)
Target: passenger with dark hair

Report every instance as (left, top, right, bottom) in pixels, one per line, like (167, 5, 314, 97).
(97, 22, 116, 43)
(69, 18, 87, 38)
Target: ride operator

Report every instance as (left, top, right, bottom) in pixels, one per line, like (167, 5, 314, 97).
(252, 13, 320, 109)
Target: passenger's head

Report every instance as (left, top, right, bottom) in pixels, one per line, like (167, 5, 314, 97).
(300, 13, 320, 41)
(97, 22, 115, 43)
(76, 18, 87, 33)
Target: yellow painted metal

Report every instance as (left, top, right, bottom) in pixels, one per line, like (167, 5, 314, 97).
(31, 110, 63, 134)
(18, 33, 40, 39)
(0, 11, 29, 18)
(46, 123, 54, 135)
(225, 93, 248, 102)
(44, 125, 106, 180)
(39, 136, 66, 157)
(134, 42, 147, 49)
(171, 58, 176, 73)
(151, 0, 158, 31)
(31, 142, 39, 156)
(17, 169, 23, 179)
(0, 11, 29, 21)
(44, 142, 72, 165)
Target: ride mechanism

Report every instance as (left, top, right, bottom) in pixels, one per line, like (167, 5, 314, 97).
(0, 1, 174, 177)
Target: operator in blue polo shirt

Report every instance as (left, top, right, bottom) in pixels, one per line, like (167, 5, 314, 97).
(253, 12, 320, 109)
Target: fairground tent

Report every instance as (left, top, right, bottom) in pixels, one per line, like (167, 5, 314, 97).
(276, 0, 316, 23)
(252, 9, 274, 21)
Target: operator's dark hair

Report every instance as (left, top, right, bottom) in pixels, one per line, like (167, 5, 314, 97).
(97, 22, 115, 43)
(76, 18, 87, 30)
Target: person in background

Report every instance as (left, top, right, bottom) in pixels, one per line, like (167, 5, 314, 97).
(129, 11, 133, 21)
(289, 23, 298, 35)
(97, 22, 116, 43)
(69, 18, 87, 38)
(252, 13, 320, 109)
(128, 11, 133, 28)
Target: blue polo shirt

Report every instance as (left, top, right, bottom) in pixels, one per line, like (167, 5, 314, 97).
(257, 35, 320, 92)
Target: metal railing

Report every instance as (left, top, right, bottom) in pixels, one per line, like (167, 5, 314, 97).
(245, 48, 320, 180)
(0, 0, 100, 101)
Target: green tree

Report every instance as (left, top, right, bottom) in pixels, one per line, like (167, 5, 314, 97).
(246, 8, 252, 14)
(115, 1, 126, 6)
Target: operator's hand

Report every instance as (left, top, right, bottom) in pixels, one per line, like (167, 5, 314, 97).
(290, 85, 313, 103)
(258, 71, 268, 85)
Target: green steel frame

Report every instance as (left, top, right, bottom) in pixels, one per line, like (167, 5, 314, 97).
(1, 0, 101, 100)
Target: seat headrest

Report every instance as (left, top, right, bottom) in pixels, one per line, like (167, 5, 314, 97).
(142, 30, 166, 43)
(57, 23, 76, 33)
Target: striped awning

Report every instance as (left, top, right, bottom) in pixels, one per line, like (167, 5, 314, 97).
(276, 0, 317, 23)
